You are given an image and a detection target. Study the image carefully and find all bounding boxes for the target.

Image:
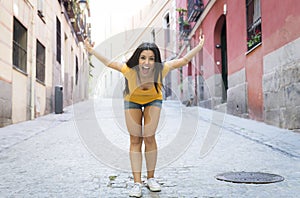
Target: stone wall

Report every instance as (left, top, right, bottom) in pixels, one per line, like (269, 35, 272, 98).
(227, 68, 248, 118)
(199, 74, 223, 109)
(263, 38, 300, 129)
(0, 80, 12, 127)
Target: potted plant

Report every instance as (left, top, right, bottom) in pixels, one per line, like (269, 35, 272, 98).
(182, 20, 190, 30)
(176, 8, 187, 16)
(247, 29, 262, 49)
(176, 7, 187, 24)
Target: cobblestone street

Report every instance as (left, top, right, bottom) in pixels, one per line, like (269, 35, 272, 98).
(0, 99, 299, 197)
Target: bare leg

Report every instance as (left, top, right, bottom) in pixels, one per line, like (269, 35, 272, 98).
(125, 109, 143, 183)
(143, 105, 161, 179)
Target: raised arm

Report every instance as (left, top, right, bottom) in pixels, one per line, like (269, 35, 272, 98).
(84, 38, 123, 72)
(166, 30, 205, 70)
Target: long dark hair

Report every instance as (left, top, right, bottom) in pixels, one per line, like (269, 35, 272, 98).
(124, 42, 163, 96)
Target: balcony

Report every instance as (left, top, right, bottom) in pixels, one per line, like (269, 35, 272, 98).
(63, 0, 75, 20)
(176, 8, 191, 40)
(179, 22, 191, 39)
(187, 0, 204, 22)
(247, 18, 262, 51)
(62, 0, 90, 42)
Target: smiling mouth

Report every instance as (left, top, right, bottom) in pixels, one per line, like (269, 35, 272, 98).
(141, 65, 150, 75)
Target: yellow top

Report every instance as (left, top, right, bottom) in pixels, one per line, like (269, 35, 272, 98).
(121, 63, 171, 104)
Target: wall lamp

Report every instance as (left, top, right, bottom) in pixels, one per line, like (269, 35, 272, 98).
(216, 44, 221, 49)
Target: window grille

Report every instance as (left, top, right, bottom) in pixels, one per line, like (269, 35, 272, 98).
(56, 17, 61, 63)
(36, 40, 46, 83)
(246, 0, 262, 50)
(13, 17, 27, 72)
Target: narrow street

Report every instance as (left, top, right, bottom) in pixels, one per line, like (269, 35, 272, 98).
(0, 99, 299, 197)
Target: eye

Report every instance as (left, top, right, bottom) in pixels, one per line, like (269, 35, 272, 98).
(140, 56, 146, 60)
(149, 57, 155, 61)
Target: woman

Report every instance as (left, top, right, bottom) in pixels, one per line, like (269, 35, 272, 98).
(84, 30, 204, 197)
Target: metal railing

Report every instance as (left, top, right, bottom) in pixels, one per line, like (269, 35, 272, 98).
(13, 41, 27, 72)
(187, 0, 204, 22)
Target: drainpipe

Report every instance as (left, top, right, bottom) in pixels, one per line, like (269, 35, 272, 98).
(187, 45, 194, 102)
(184, 38, 193, 102)
(24, 0, 36, 120)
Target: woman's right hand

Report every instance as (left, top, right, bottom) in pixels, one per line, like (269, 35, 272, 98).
(198, 28, 205, 47)
(84, 38, 95, 54)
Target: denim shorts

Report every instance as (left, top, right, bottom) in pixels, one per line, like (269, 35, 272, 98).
(124, 100, 162, 110)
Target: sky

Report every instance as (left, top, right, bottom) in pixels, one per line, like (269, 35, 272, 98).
(89, 0, 151, 45)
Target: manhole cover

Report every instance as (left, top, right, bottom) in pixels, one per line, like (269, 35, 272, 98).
(215, 172, 284, 184)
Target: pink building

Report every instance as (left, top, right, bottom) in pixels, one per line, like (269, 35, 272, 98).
(175, 0, 300, 129)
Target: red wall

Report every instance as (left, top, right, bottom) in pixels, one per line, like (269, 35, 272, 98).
(246, 48, 263, 120)
(262, 0, 300, 54)
(226, 0, 300, 120)
(176, 0, 300, 121)
(226, 1, 248, 75)
(201, 0, 226, 79)
(226, 0, 264, 120)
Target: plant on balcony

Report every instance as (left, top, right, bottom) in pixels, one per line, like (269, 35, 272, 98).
(182, 20, 190, 29)
(176, 7, 190, 33)
(176, 7, 187, 24)
(247, 29, 261, 49)
(176, 8, 187, 15)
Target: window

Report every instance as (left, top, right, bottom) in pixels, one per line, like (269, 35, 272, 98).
(151, 29, 156, 43)
(164, 13, 170, 45)
(13, 17, 28, 72)
(36, 40, 46, 83)
(56, 17, 61, 63)
(246, 0, 262, 51)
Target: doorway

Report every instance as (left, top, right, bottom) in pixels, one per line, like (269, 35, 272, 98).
(215, 16, 228, 103)
(220, 21, 228, 102)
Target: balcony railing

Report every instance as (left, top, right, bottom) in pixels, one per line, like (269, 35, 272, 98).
(62, 0, 90, 42)
(187, 0, 204, 22)
(247, 18, 262, 51)
(179, 23, 191, 39)
(63, 0, 76, 20)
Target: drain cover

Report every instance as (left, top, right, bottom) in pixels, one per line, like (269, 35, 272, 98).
(215, 172, 284, 184)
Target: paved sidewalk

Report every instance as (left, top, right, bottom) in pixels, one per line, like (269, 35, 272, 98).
(0, 99, 299, 197)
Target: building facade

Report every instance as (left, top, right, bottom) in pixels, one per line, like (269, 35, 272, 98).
(89, 0, 300, 130)
(175, 0, 300, 130)
(0, 0, 91, 127)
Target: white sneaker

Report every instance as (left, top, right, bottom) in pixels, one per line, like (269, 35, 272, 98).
(146, 178, 161, 192)
(129, 183, 142, 197)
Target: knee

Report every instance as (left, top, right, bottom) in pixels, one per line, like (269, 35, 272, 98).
(143, 136, 156, 146)
(130, 136, 143, 147)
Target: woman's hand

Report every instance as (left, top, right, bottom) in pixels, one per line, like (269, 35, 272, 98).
(84, 38, 95, 54)
(167, 28, 205, 70)
(198, 29, 205, 47)
(83, 38, 123, 71)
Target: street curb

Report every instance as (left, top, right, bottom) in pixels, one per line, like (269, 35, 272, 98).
(195, 107, 300, 159)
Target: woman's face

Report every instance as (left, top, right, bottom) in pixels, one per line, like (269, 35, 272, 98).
(138, 50, 155, 78)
